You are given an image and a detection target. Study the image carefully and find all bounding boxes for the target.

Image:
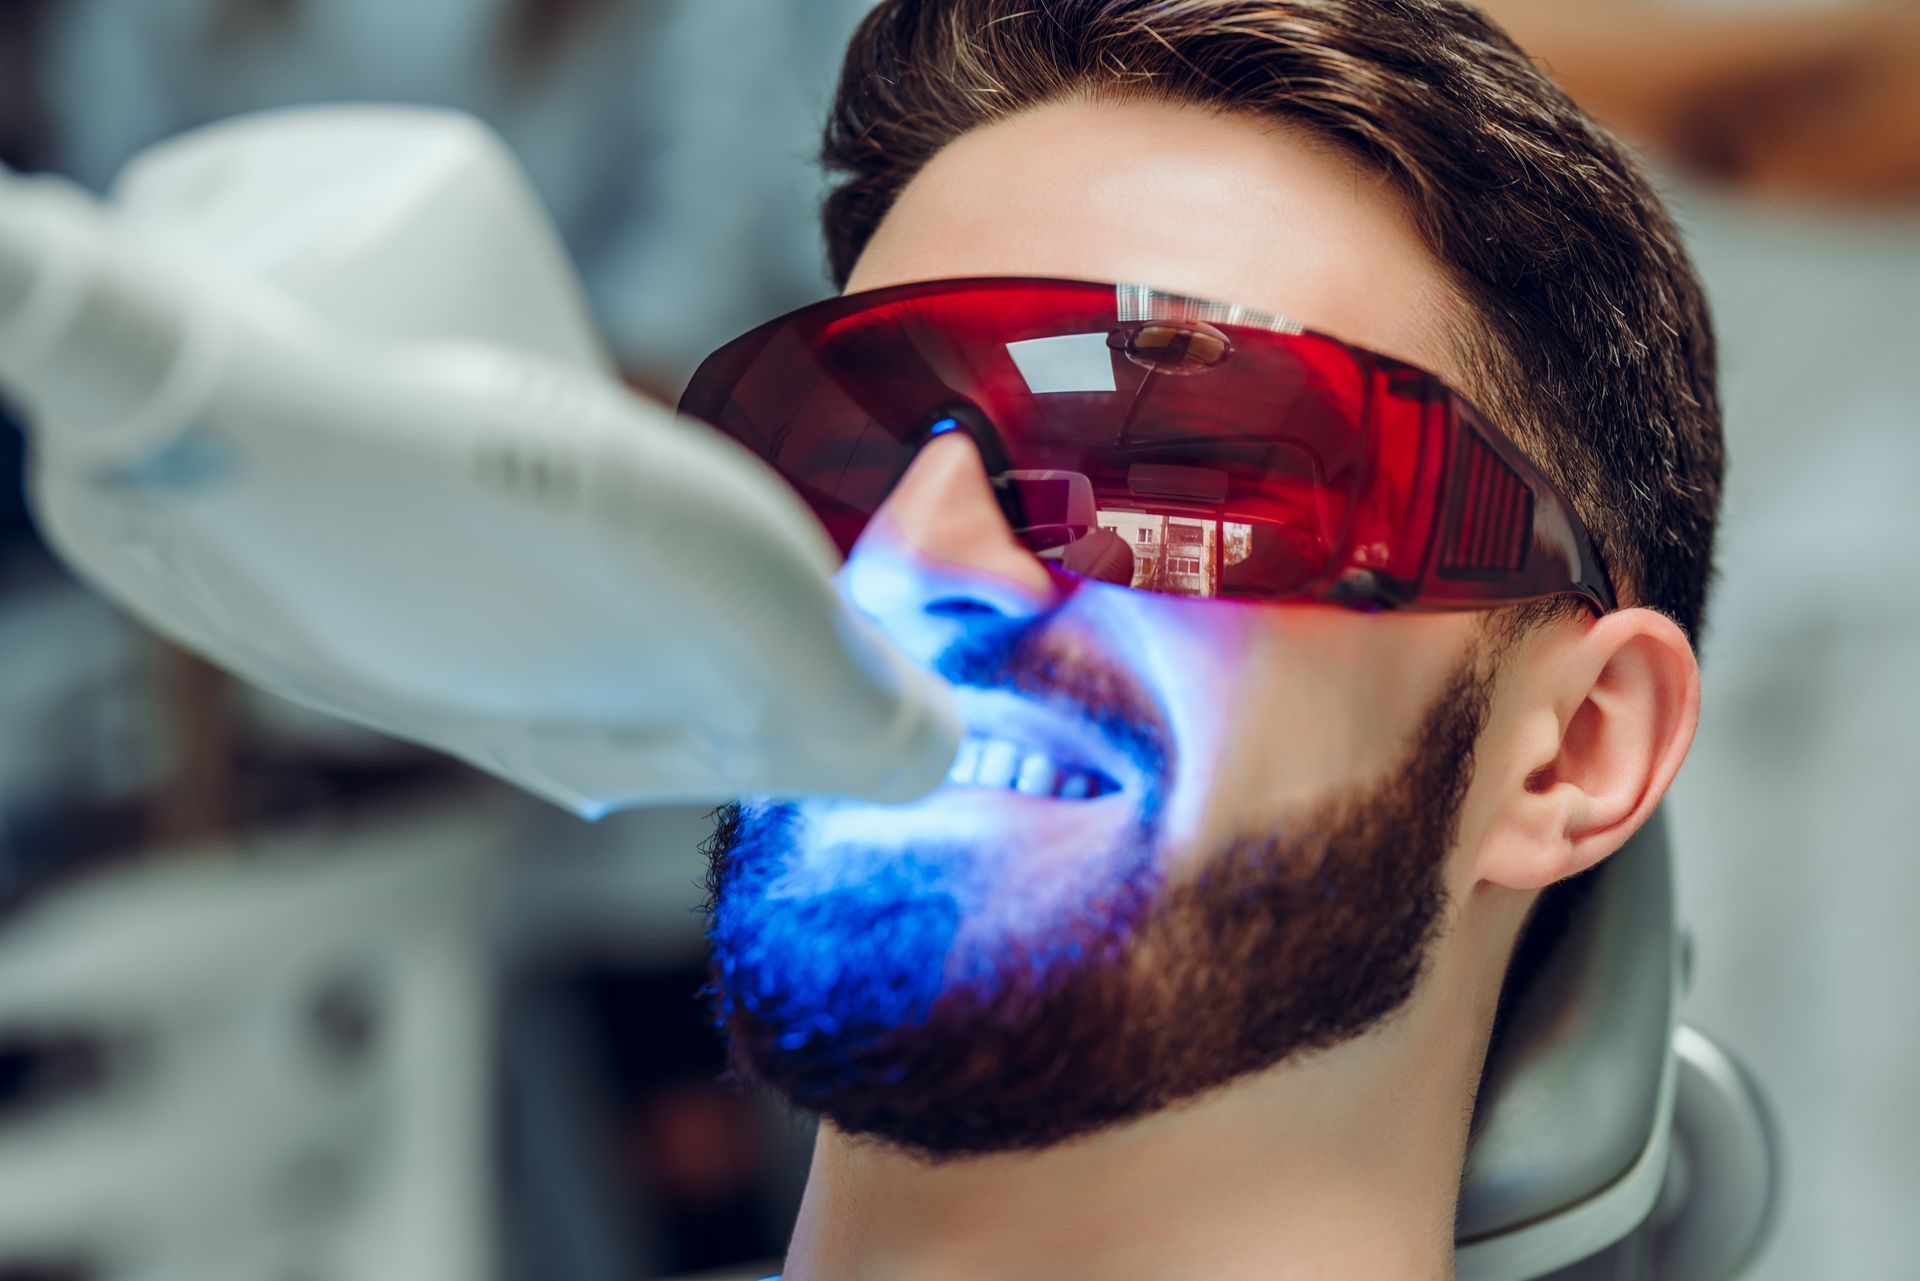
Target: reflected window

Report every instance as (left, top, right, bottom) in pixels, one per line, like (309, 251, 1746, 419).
(1095, 509, 1222, 597)
(1223, 521, 1252, 565)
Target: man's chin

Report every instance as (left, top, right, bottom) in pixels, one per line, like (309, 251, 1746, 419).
(704, 840, 1164, 1161)
(699, 796, 1167, 1151)
(706, 820, 969, 1054)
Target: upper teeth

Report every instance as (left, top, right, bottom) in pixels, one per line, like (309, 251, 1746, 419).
(947, 734, 1112, 799)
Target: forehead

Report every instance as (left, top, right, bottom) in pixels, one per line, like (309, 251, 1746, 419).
(847, 95, 1471, 391)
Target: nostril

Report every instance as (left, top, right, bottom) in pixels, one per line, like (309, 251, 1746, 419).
(926, 598, 1001, 619)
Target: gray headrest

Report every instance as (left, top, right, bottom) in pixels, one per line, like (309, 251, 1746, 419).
(1456, 810, 1676, 1242)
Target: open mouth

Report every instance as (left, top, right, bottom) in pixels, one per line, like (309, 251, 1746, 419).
(945, 731, 1122, 800)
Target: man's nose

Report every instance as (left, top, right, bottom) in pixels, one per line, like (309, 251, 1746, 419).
(837, 432, 1061, 659)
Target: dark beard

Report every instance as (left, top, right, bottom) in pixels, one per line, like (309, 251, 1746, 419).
(700, 650, 1493, 1162)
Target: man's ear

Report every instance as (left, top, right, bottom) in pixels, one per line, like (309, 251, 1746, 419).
(1475, 607, 1700, 891)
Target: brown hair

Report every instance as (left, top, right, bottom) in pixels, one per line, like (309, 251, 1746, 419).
(820, 0, 1724, 641)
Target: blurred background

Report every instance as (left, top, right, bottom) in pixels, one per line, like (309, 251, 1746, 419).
(0, 1, 1914, 1278)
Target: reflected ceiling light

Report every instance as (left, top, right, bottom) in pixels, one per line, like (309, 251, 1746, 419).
(1005, 332, 1118, 394)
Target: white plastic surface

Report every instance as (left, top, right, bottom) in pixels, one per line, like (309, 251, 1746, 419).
(0, 105, 960, 815)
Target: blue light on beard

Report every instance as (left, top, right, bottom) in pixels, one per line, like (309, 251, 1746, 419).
(707, 616, 1174, 1070)
(708, 804, 966, 1049)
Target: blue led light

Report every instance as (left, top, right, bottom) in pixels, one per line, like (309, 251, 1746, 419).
(927, 416, 962, 437)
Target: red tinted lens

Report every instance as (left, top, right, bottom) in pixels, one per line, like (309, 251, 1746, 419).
(679, 278, 1376, 599)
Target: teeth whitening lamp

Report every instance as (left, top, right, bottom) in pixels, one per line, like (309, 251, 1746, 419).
(0, 105, 960, 817)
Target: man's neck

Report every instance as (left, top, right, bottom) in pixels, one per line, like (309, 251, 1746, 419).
(779, 955, 1498, 1281)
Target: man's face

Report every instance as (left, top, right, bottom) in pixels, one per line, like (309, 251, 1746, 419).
(704, 98, 1499, 1156)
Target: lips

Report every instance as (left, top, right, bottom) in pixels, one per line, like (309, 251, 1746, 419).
(946, 732, 1121, 799)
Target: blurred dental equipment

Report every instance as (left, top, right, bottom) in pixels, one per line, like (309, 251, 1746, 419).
(0, 105, 960, 816)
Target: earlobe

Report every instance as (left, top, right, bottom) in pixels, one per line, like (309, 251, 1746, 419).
(1478, 607, 1700, 892)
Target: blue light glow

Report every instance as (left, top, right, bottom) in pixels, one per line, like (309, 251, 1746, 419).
(927, 416, 962, 437)
(706, 784, 1169, 1107)
(707, 550, 1178, 1096)
(707, 804, 964, 1055)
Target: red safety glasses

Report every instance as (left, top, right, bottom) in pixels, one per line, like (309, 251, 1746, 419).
(678, 277, 1614, 614)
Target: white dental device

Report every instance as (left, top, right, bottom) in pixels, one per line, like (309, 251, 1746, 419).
(0, 105, 960, 816)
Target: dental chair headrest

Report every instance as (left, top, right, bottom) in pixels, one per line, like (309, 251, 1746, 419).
(1456, 810, 1677, 1250)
